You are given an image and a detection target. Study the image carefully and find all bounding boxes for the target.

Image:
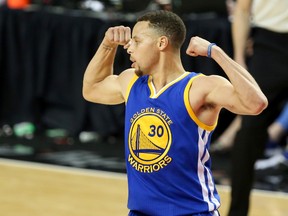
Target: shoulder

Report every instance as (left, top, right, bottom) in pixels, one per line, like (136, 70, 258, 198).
(189, 74, 231, 109)
(186, 75, 228, 127)
(118, 68, 139, 101)
(118, 68, 137, 87)
(119, 68, 136, 81)
(191, 74, 230, 93)
(194, 74, 228, 83)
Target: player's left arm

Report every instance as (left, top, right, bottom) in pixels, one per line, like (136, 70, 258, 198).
(186, 36, 268, 115)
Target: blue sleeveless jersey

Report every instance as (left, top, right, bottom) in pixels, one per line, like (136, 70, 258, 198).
(125, 72, 220, 215)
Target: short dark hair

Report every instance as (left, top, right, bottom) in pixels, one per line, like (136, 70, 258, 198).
(137, 10, 186, 49)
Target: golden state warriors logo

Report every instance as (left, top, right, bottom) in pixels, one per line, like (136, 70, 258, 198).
(128, 108, 173, 173)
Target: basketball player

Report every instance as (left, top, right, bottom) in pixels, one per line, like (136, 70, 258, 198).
(82, 10, 267, 216)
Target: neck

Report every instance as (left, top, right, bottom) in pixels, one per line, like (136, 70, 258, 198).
(150, 51, 186, 92)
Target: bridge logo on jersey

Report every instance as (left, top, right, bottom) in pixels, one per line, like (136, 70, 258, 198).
(128, 110, 172, 173)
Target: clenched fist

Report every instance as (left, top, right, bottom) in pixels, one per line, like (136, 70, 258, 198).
(103, 26, 131, 47)
(186, 36, 214, 57)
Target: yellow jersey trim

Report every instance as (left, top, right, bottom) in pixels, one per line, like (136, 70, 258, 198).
(184, 74, 217, 131)
(125, 74, 139, 103)
(148, 72, 190, 98)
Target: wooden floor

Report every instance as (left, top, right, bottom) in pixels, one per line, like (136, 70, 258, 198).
(0, 158, 287, 216)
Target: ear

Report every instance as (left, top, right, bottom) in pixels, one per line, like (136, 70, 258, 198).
(158, 36, 169, 50)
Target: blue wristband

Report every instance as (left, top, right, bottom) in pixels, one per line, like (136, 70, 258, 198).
(207, 43, 216, 58)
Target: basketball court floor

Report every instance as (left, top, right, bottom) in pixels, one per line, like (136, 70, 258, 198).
(0, 158, 287, 216)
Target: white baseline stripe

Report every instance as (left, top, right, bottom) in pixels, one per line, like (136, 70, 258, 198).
(216, 184, 288, 199)
(0, 157, 127, 180)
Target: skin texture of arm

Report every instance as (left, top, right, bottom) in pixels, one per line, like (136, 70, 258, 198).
(82, 26, 133, 105)
(186, 36, 268, 126)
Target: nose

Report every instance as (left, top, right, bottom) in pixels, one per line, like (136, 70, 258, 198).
(126, 39, 133, 54)
(127, 44, 133, 54)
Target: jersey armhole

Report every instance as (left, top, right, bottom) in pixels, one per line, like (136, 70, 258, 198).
(184, 74, 217, 131)
(125, 74, 139, 104)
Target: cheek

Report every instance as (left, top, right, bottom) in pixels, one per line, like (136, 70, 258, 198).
(136, 45, 158, 66)
(146, 51, 158, 65)
(138, 55, 156, 68)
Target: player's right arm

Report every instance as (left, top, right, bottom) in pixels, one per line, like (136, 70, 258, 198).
(82, 26, 132, 105)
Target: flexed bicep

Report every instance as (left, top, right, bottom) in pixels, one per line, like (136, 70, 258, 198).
(205, 75, 256, 114)
(83, 69, 136, 105)
(83, 75, 124, 105)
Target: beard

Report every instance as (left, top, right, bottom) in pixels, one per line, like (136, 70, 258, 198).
(135, 69, 144, 77)
(133, 64, 144, 77)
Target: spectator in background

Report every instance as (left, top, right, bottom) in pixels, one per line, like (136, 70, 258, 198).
(228, 0, 288, 215)
(211, 101, 288, 161)
(255, 101, 288, 170)
(155, 0, 172, 11)
(210, 115, 241, 152)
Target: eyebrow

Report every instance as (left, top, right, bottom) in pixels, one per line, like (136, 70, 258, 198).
(132, 32, 153, 40)
(131, 36, 143, 42)
(132, 36, 139, 39)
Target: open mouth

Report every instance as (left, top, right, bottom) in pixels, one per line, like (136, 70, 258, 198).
(130, 57, 136, 68)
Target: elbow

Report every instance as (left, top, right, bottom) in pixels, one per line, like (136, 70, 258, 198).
(82, 89, 90, 101)
(250, 96, 269, 115)
(82, 85, 105, 104)
(82, 87, 94, 102)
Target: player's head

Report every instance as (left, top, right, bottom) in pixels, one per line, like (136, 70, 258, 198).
(137, 10, 186, 50)
(128, 10, 186, 77)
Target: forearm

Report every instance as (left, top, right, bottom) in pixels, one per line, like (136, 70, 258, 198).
(83, 40, 118, 86)
(213, 46, 258, 87)
(232, 1, 251, 64)
(212, 46, 267, 113)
